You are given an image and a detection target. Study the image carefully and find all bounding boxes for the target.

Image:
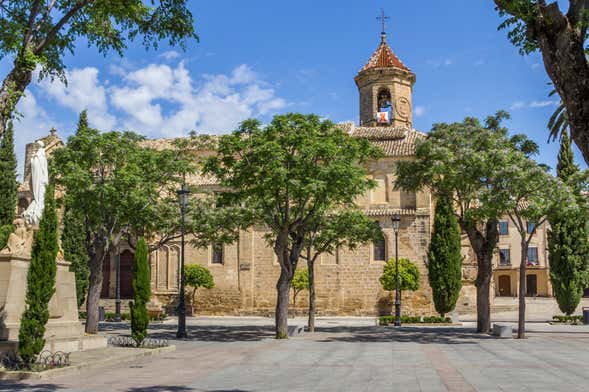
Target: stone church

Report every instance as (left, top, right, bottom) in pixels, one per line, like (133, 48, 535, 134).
(133, 31, 455, 316)
(20, 31, 560, 317)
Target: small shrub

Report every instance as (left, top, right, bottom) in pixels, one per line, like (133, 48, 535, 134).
(552, 314, 583, 323)
(378, 315, 452, 325)
(184, 264, 214, 315)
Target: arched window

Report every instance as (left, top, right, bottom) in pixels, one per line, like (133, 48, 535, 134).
(212, 242, 224, 264)
(376, 88, 392, 125)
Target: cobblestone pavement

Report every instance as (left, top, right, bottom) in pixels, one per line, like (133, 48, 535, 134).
(3, 317, 589, 392)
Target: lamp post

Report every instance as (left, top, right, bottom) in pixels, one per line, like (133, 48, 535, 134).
(391, 214, 401, 327)
(176, 182, 190, 339)
(115, 245, 121, 322)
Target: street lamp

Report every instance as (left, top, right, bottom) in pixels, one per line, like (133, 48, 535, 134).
(391, 214, 401, 327)
(176, 182, 190, 339)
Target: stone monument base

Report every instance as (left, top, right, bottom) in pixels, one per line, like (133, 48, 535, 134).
(0, 254, 107, 354)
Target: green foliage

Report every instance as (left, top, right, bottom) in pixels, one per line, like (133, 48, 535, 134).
(18, 185, 58, 367)
(184, 264, 215, 290)
(0, 121, 17, 226)
(547, 88, 569, 142)
(428, 195, 463, 317)
(52, 111, 201, 333)
(548, 133, 589, 315)
(291, 269, 309, 292)
(205, 113, 382, 337)
(0, 2, 197, 83)
(552, 314, 584, 323)
(379, 258, 420, 292)
(184, 263, 214, 314)
(130, 238, 150, 346)
(0, 223, 12, 250)
(62, 200, 90, 308)
(378, 315, 451, 325)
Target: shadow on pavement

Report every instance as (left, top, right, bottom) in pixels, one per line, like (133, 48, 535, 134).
(313, 326, 496, 344)
(99, 322, 275, 342)
(125, 386, 193, 392)
(0, 381, 62, 391)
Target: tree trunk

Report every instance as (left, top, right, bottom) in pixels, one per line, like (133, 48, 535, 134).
(462, 220, 498, 333)
(275, 267, 291, 339)
(0, 62, 34, 137)
(85, 252, 104, 334)
(520, 3, 589, 165)
(307, 254, 316, 332)
(518, 240, 528, 339)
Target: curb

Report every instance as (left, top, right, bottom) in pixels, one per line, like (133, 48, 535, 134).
(0, 345, 176, 381)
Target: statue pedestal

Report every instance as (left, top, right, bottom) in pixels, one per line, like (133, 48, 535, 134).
(0, 254, 106, 354)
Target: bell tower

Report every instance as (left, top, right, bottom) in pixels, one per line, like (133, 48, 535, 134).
(355, 12, 416, 128)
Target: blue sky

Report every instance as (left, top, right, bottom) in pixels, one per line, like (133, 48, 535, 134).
(4, 0, 585, 176)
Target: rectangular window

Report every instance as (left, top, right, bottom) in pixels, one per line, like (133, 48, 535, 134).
(499, 221, 509, 235)
(527, 247, 538, 265)
(212, 243, 224, 264)
(373, 239, 386, 261)
(527, 221, 536, 234)
(499, 249, 510, 266)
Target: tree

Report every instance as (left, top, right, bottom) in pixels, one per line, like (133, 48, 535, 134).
(0, 1, 196, 137)
(494, 1, 589, 165)
(299, 210, 381, 332)
(379, 258, 421, 304)
(428, 194, 463, 318)
(291, 268, 309, 312)
(52, 112, 190, 334)
(130, 237, 150, 346)
(0, 121, 17, 248)
(18, 185, 58, 367)
(496, 153, 563, 338)
(61, 199, 89, 308)
(396, 112, 533, 333)
(548, 131, 589, 315)
(205, 114, 381, 338)
(184, 264, 214, 315)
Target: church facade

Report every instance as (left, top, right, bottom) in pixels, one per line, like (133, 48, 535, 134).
(19, 32, 564, 317)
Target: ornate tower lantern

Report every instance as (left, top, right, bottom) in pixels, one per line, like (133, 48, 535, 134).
(355, 10, 416, 128)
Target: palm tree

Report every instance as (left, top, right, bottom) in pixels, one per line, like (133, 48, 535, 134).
(548, 87, 569, 142)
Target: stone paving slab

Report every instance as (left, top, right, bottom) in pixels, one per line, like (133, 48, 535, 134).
(3, 318, 589, 391)
(0, 345, 175, 381)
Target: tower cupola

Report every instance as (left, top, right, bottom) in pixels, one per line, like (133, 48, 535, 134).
(355, 28, 416, 128)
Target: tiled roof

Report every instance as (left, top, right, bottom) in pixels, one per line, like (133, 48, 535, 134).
(360, 34, 410, 72)
(364, 208, 430, 217)
(342, 122, 425, 157)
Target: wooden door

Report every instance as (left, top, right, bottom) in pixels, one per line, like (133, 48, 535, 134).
(526, 274, 537, 297)
(498, 275, 511, 297)
(120, 250, 134, 299)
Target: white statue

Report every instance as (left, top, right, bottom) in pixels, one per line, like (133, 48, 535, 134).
(23, 140, 48, 226)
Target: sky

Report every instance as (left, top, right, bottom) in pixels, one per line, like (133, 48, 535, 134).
(2, 0, 585, 177)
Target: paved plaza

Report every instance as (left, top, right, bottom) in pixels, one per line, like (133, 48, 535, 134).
(2, 317, 589, 392)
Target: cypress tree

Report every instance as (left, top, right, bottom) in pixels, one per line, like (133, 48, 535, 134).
(548, 131, 589, 315)
(18, 185, 58, 367)
(0, 121, 17, 248)
(427, 194, 463, 317)
(130, 237, 150, 346)
(62, 200, 90, 308)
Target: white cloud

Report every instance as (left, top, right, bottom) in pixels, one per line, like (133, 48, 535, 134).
(510, 101, 526, 110)
(159, 50, 181, 60)
(510, 100, 559, 110)
(529, 100, 559, 108)
(414, 106, 426, 117)
(40, 67, 116, 130)
(110, 62, 286, 136)
(29, 61, 286, 139)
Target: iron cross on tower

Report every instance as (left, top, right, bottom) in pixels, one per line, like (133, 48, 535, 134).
(376, 8, 390, 35)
